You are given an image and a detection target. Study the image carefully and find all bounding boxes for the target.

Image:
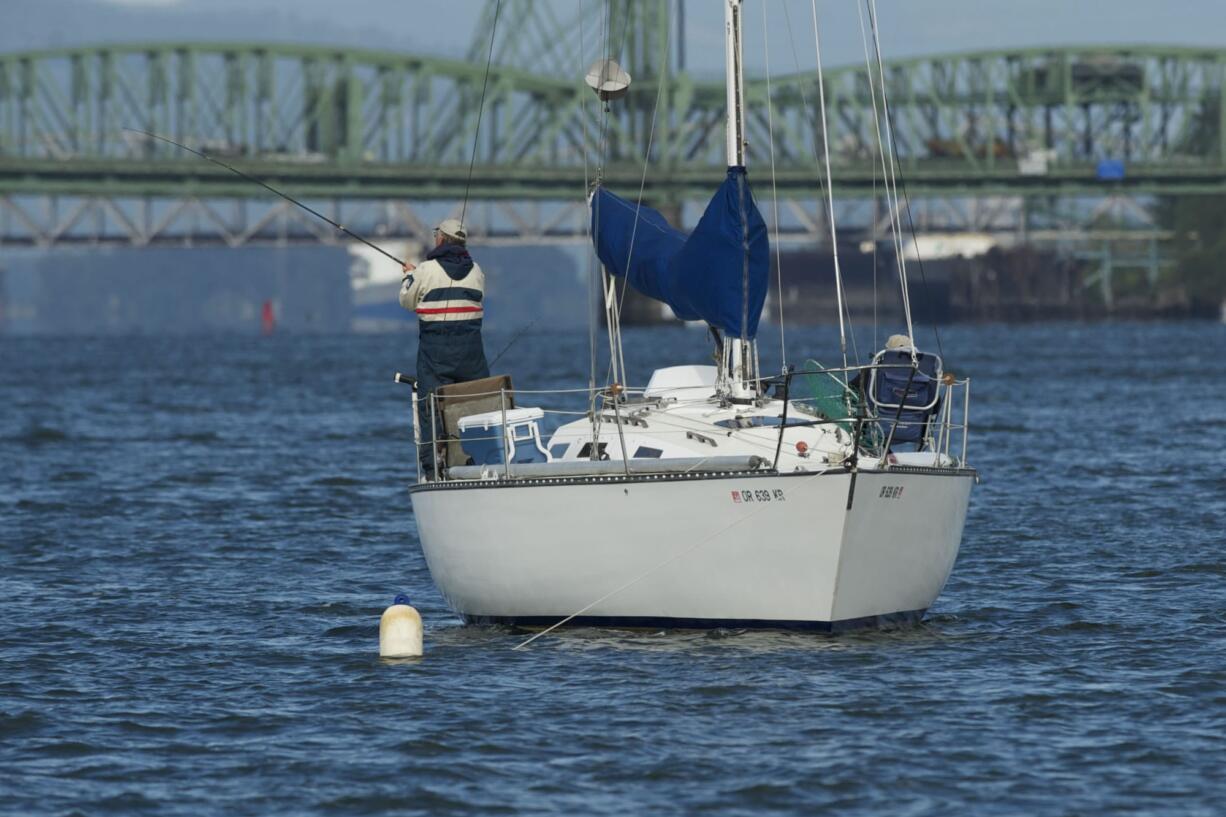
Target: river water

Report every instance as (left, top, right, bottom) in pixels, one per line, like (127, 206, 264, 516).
(2, 322, 1224, 815)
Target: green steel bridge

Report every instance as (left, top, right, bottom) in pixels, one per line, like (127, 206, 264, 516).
(0, 4, 1222, 263)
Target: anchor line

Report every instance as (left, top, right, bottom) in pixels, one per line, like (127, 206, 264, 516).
(512, 467, 831, 651)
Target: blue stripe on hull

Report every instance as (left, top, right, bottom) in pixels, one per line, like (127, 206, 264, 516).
(464, 609, 928, 634)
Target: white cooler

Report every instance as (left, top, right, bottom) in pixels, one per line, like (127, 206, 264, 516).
(456, 407, 550, 466)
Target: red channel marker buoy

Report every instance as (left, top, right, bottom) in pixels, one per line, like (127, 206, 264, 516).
(261, 300, 276, 335)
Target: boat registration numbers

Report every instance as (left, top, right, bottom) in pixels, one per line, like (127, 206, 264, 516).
(731, 489, 785, 504)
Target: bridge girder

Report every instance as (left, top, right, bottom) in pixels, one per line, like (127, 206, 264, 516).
(0, 39, 1223, 248)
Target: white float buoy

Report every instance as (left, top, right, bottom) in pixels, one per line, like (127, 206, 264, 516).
(379, 595, 423, 658)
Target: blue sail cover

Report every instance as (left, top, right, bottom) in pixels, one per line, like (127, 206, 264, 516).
(591, 166, 769, 338)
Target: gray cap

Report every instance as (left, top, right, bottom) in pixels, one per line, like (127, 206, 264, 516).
(435, 218, 467, 242)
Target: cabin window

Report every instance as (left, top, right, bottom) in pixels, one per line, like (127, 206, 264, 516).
(577, 442, 609, 460)
(633, 446, 663, 459)
(549, 443, 570, 459)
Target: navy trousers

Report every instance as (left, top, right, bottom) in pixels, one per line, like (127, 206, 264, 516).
(416, 322, 489, 477)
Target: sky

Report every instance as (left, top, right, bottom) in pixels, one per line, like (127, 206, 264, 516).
(6, 0, 1226, 74)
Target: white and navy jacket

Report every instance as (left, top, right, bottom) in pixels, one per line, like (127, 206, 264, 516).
(398, 244, 485, 329)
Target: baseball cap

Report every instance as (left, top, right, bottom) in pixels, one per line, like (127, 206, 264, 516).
(435, 218, 467, 242)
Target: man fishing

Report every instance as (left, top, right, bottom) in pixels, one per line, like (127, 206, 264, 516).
(400, 218, 489, 478)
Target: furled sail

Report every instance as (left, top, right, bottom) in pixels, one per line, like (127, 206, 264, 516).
(591, 166, 769, 339)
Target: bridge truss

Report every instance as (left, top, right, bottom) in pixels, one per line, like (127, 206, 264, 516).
(1, 13, 1222, 276)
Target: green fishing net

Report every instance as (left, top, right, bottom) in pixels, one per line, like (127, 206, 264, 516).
(792, 358, 882, 452)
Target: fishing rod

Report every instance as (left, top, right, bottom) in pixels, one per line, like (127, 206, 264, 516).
(132, 127, 547, 365)
(124, 128, 407, 268)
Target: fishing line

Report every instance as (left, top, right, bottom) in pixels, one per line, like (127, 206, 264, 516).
(127, 128, 406, 267)
(128, 127, 550, 365)
(488, 314, 543, 368)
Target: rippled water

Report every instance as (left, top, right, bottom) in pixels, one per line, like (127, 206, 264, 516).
(2, 322, 1225, 815)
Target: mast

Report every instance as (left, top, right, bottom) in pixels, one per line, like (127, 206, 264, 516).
(724, 0, 745, 168)
(722, 0, 756, 400)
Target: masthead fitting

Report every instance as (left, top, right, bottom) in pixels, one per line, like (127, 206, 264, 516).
(585, 59, 632, 103)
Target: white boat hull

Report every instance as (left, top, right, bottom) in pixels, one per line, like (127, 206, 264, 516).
(409, 467, 973, 631)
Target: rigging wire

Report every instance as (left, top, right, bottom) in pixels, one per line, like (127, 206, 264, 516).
(589, 0, 621, 444)
(872, 171, 879, 351)
(580, 0, 598, 400)
(858, 0, 907, 343)
(595, 0, 636, 391)
(855, 0, 890, 350)
(809, 0, 852, 373)
(761, 0, 787, 371)
(614, 2, 673, 331)
(856, 2, 902, 249)
(864, 0, 914, 357)
(865, 0, 945, 360)
(605, 0, 656, 389)
(595, 0, 675, 396)
(779, 1, 859, 366)
(459, 0, 504, 230)
(779, 1, 826, 205)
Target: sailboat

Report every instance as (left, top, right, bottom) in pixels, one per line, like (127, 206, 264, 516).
(404, 0, 975, 632)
